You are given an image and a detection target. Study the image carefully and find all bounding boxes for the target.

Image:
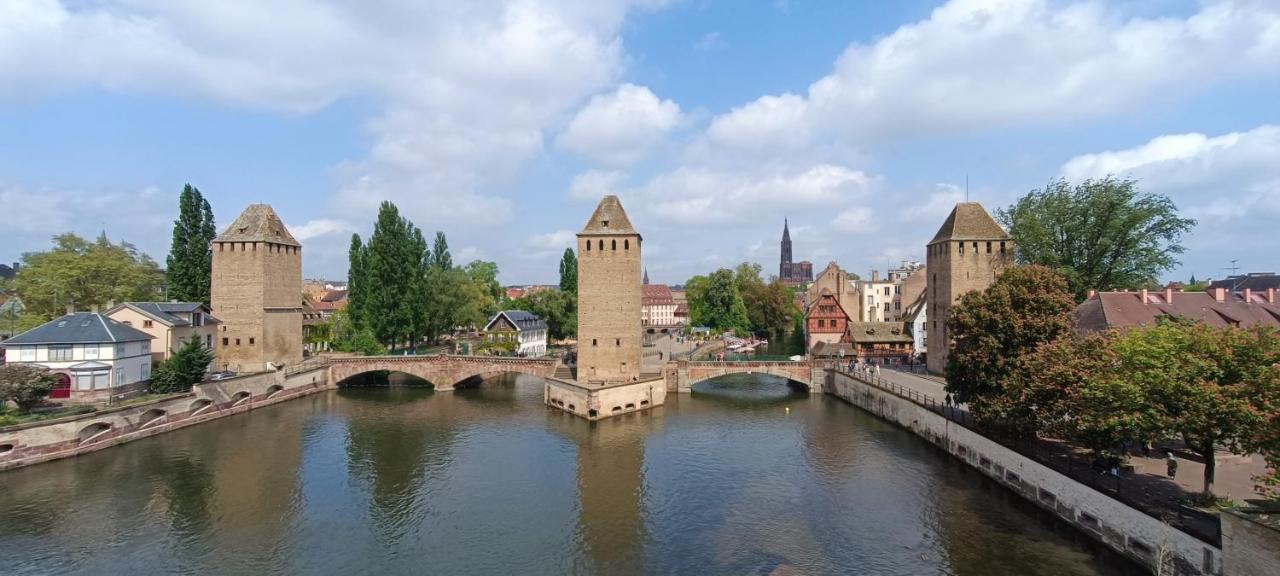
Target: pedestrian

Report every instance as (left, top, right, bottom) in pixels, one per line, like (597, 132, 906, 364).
(1165, 452, 1178, 478)
(945, 393, 953, 407)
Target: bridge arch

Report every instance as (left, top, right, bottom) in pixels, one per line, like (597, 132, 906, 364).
(329, 355, 560, 391)
(676, 360, 817, 393)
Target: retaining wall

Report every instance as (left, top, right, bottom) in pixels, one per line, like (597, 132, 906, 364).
(0, 365, 330, 472)
(823, 370, 1220, 576)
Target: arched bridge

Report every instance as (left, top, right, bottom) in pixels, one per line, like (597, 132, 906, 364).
(329, 355, 560, 390)
(666, 360, 823, 392)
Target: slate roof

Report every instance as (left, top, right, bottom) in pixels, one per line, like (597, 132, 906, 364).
(484, 310, 548, 334)
(320, 289, 348, 303)
(215, 204, 300, 246)
(3, 312, 154, 346)
(843, 322, 914, 344)
(579, 195, 639, 237)
(1076, 290, 1280, 333)
(1208, 273, 1280, 292)
(929, 202, 1009, 244)
(108, 302, 220, 327)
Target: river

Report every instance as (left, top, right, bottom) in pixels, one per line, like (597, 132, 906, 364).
(0, 374, 1141, 575)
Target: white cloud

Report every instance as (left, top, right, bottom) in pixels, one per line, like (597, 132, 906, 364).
(568, 169, 627, 201)
(831, 206, 875, 234)
(0, 182, 171, 257)
(557, 83, 683, 166)
(709, 0, 1280, 144)
(706, 93, 811, 155)
(694, 31, 727, 52)
(635, 164, 876, 225)
(1059, 124, 1280, 277)
(527, 229, 576, 250)
(287, 219, 356, 242)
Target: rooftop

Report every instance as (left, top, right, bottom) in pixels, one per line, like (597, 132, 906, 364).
(485, 310, 548, 334)
(215, 203, 300, 246)
(579, 195, 639, 237)
(3, 312, 154, 346)
(929, 202, 1009, 244)
(108, 302, 219, 327)
(1076, 288, 1280, 333)
(843, 321, 913, 344)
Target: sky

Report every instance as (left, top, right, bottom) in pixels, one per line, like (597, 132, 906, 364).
(1, 0, 1278, 286)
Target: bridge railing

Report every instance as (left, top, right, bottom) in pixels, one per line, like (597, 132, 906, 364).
(285, 356, 330, 376)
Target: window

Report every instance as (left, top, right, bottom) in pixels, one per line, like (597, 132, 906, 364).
(142, 341, 150, 355)
(624, 239, 629, 250)
(141, 363, 151, 380)
(817, 319, 825, 328)
(598, 240, 603, 250)
(1000, 241, 1006, 254)
(615, 338, 620, 346)
(206, 335, 213, 348)
(592, 339, 598, 347)
(249, 338, 255, 346)
(143, 320, 153, 328)
(84, 345, 99, 359)
(222, 337, 229, 346)
(76, 373, 94, 390)
(193, 313, 203, 326)
(235, 338, 241, 346)
(958, 243, 965, 255)
(611, 239, 616, 250)
(986, 241, 992, 254)
(116, 343, 126, 357)
(884, 287, 890, 296)
(114, 367, 125, 387)
(19, 346, 36, 362)
(585, 241, 591, 251)
(49, 345, 73, 361)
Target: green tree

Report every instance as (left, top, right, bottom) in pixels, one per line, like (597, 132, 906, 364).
(509, 289, 577, 341)
(998, 177, 1196, 300)
(734, 262, 799, 336)
(1111, 321, 1280, 494)
(945, 265, 1076, 433)
(165, 184, 217, 303)
(362, 203, 426, 348)
(16, 232, 164, 319)
(0, 364, 57, 413)
(689, 268, 749, 334)
(431, 231, 452, 271)
(559, 248, 577, 294)
(329, 307, 385, 356)
(150, 337, 214, 394)
(346, 233, 367, 330)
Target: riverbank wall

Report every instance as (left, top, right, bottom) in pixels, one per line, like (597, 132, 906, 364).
(822, 369, 1220, 576)
(0, 363, 330, 472)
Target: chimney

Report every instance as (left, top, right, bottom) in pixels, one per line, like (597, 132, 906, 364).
(1212, 287, 1227, 303)
(1243, 288, 1253, 304)
(1165, 287, 1174, 303)
(1268, 288, 1276, 304)
(66, 304, 75, 315)
(872, 270, 880, 282)
(1088, 289, 1096, 299)
(1140, 288, 1149, 304)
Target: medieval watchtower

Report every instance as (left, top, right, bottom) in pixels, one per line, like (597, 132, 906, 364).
(576, 195, 642, 382)
(925, 202, 1013, 375)
(211, 204, 303, 373)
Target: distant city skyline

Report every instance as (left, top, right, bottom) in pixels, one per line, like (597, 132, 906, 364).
(3, 1, 1278, 285)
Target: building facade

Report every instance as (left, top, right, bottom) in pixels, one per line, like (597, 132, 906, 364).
(812, 321, 914, 365)
(854, 261, 924, 323)
(482, 310, 549, 357)
(807, 262, 860, 321)
(925, 202, 1013, 375)
(779, 219, 813, 284)
(210, 204, 304, 373)
(641, 284, 680, 327)
(806, 290, 850, 351)
(106, 302, 219, 364)
(1, 311, 153, 401)
(576, 196, 643, 382)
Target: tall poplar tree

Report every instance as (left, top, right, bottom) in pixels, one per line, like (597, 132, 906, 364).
(165, 184, 217, 302)
(431, 231, 452, 271)
(362, 202, 423, 348)
(559, 248, 577, 294)
(346, 233, 366, 329)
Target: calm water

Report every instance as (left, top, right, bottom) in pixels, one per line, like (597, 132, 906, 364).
(0, 374, 1141, 576)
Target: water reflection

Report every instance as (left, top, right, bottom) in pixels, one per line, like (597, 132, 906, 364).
(0, 373, 1142, 576)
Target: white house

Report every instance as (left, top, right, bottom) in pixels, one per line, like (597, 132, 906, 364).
(482, 310, 548, 357)
(1, 312, 154, 402)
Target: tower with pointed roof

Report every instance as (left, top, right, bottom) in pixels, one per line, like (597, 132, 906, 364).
(780, 218, 793, 280)
(643, 268, 650, 285)
(577, 195, 642, 382)
(925, 202, 1013, 375)
(210, 204, 303, 372)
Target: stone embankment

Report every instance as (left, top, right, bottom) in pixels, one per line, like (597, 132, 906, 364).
(823, 369, 1221, 576)
(0, 361, 330, 472)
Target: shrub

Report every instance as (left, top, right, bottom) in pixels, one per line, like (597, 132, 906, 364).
(0, 364, 59, 413)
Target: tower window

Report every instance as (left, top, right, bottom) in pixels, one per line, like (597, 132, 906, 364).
(611, 239, 616, 250)
(592, 339, 598, 347)
(958, 243, 965, 255)
(1000, 241, 1006, 254)
(615, 338, 620, 346)
(598, 240, 603, 251)
(586, 241, 591, 251)
(986, 241, 992, 253)
(624, 239, 629, 250)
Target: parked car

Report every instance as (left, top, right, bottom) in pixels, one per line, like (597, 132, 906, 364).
(208, 370, 236, 381)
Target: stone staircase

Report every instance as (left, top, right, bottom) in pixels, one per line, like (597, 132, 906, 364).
(554, 365, 576, 381)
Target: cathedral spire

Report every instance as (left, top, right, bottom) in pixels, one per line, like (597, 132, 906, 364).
(643, 267, 650, 285)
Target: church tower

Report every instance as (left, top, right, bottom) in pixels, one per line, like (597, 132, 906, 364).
(925, 202, 1013, 375)
(576, 196, 642, 382)
(210, 204, 303, 372)
(780, 218, 794, 280)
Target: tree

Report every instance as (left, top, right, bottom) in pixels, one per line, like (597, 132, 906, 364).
(1111, 321, 1280, 494)
(361, 202, 426, 348)
(998, 177, 1196, 300)
(945, 265, 1076, 433)
(346, 234, 367, 330)
(16, 233, 164, 319)
(510, 289, 577, 341)
(0, 364, 57, 413)
(431, 231, 452, 271)
(688, 268, 749, 334)
(734, 263, 799, 336)
(328, 307, 384, 356)
(165, 184, 217, 303)
(150, 337, 214, 394)
(559, 248, 577, 294)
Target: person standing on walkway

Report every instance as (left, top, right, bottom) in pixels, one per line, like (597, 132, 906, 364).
(1166, 452, 1178, 477)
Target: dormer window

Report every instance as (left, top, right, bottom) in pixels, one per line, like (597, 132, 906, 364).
(602, 220, 609, 228)
(238, 227, 247, 234)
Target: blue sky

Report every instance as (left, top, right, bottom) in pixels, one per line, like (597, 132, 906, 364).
(1, 0, 1277, 285)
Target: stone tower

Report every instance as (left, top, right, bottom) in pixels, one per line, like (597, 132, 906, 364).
(210, 204, 303, 372)
(779, 218, 793, 279)
(576, 195, 642, 382)
(925, 202, 1013, 375)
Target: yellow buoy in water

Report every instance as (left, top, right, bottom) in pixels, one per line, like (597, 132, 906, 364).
(784, 407, 790, 415)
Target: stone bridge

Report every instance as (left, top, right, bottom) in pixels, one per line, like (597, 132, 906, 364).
(665, 360, 823, 392)
(329, 355, 560, 390)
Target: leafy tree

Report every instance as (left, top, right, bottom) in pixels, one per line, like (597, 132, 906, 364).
(559, 248, 577, 295)
(509, 289, 577, 341)
(149, 337, 214, 394)
(688, 268, 749, 334)
(346, 233, 367, 329)
(734, 262, 800, 336)
(1111, 321, 1280, 494)
(465, 260, 504, 309)
(431, 231, 452, 271)
(998, 177, 1196, 300)
(16, 232, 164, 319)
(328, 307, 385, 356)
(0, 364, 57, 413)
(945, 265, 1076, 433)
(361, 202, 425, 348)
(164, 184, 217, 303)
